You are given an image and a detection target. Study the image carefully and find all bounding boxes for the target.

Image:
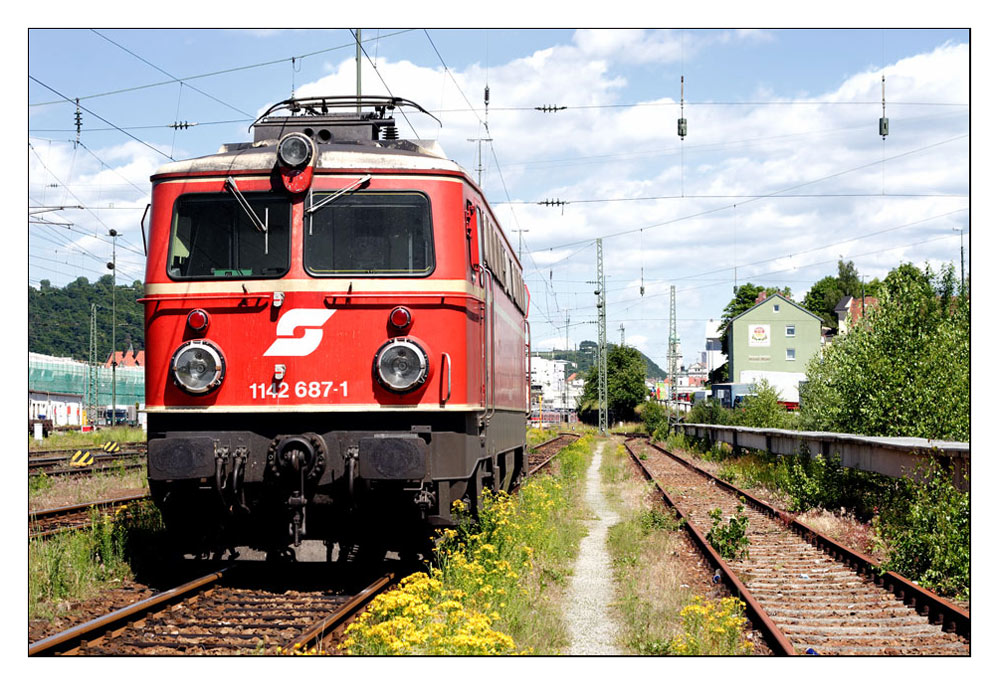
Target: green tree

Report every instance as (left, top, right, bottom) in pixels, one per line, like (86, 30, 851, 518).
(581, 344, 649, 424)
(800, 262, 969, 441)
(28, 277, 145, 361)
(802, 259, 881, 329)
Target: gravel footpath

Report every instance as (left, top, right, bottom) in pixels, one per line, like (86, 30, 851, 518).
(563, 440, 623, 655)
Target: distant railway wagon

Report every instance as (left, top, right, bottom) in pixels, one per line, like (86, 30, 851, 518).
(142, 96, 530, 558)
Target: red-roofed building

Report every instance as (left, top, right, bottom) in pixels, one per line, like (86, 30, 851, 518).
(834, 296, 878, 334)
(104, 345, 145, 367)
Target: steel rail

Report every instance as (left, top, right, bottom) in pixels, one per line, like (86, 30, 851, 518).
(28, 566, 234, 656)
(525, 432, 580, 478)
(30, 461, 145, 478)
(623, 438, 797, 655)
(29, 450, 146, 468)
(645, 439, 971, 639)
(288, 573, 396, 653)
(29, 494, 151, 540)
(29, 494, 150, 521)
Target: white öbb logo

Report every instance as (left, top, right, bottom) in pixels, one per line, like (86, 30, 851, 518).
(264, 309, 336, 357)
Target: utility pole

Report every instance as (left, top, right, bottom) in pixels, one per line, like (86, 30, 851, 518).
(88, 303, 97, 430)
(564, 311, 570, 423)
(467, 86, 493, 187)
(953, 227, 966, 297)
(355, 29, 362, 115)
(668, 285, 678, 429)
(108, 229, 118, 425)
(596, 239, 608, 435)
(619, 323, 625, 347)
(512, 229, 529, 259)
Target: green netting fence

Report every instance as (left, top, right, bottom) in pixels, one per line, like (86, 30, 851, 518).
(29, 352, 144, 407)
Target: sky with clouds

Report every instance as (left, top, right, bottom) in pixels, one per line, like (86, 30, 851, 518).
(27, 28, 970, 367)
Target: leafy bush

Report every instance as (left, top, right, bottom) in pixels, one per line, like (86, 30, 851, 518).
(706, 503, 749, 560)
(734, 379, 792, 429)
(639, 401, 668, 437)
(874, 461, 969, 598)
(686, 398, 731, 426)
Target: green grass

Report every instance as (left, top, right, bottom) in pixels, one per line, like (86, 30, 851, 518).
(29, 500, 165, 621)
(29, 426, 146, 451)
(600, 439, 752, 655)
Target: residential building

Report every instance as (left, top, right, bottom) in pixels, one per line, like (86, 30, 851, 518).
(726, 292, 822, 403)
(703, 319, 726, 374)
(834, 295, 878, 335)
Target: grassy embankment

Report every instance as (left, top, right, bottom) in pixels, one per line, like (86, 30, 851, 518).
(601, 441, 753, 655)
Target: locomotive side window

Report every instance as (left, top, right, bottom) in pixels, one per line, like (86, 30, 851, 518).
(168, 193, 290, 279)
(305, 192, 434, 276)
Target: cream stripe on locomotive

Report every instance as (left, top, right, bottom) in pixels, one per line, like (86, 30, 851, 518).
(144, 278, 486, 298)
(144, 403, 526, 413)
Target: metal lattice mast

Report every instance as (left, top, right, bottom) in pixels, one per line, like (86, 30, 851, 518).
(596, 239, 608, 434)
(88, 303, 98, 428)
(668, 285, 678, 427)
(564, 310, 570, 421)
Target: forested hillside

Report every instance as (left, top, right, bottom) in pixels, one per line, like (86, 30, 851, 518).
(29, 276, 145, 362)
(533, 342, 666, 380)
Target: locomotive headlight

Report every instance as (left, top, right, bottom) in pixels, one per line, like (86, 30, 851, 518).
(171, 340, 226, 394)
(277, 133, 314, 169)
(374, 338, 428, 393)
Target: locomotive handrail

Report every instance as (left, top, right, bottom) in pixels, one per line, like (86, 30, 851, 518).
(440, 352, 452, 406)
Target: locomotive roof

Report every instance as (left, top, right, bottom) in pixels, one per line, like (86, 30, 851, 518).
(152, 138, 468, 178)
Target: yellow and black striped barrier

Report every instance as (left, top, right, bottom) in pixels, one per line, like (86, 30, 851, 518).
(101, 441, 120, 453)
(70, 450, 95, 467)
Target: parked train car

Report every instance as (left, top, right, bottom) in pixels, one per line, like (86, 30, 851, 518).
(142, 96, 530, 558)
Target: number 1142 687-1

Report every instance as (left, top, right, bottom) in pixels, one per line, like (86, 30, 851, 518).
(249, 380, 348, 399)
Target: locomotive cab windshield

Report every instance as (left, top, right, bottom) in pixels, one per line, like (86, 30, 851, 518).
(304, 191, 434, 276)
(168, 193, 290, 279)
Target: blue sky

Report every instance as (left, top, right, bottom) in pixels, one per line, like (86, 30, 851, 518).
(27, 27, 971, 368)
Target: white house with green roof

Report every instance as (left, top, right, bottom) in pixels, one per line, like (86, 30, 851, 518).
(725, 293, 823, 403)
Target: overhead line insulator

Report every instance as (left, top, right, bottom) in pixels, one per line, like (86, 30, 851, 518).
(534, 105, 567, 113)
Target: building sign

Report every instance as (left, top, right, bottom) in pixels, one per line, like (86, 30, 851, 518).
(748, 324, 770, 347)
(748, 355, 771, 362)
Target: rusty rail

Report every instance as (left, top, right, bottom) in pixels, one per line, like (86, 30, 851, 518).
(288, 573, 396, 653)
(29, 567, 234, 656)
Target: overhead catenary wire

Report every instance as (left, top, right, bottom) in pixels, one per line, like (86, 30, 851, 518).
(536, 132, 968, 252)
(29, 30, 417, 108)
(29, 76, 175, 162)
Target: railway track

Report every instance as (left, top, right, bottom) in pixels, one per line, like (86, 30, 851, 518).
(28, 563, 395, 656)
(29, 450, 145, 472)
(29, 494, 150, 540)
(624, 438, 970, 656)
(525, 432, 580, 477)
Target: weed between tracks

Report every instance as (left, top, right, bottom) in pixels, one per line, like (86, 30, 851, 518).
(339, 435, 594, 655)
(29, 500, 165, 621)
(602, 442, 753, 656)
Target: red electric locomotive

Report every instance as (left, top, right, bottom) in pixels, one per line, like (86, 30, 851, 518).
(142, 96, 530, 559)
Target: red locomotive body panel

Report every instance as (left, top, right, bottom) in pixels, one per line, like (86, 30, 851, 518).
(143, 174, 504, 414)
